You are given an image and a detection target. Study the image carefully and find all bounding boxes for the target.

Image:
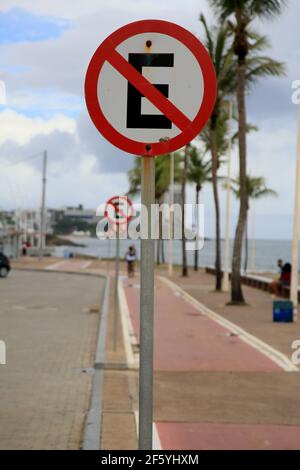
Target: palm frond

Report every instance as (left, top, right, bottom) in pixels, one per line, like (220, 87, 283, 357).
(246, 58, 286, 84)
(209, 0, 287, 20)
(199, 13, 214, 58)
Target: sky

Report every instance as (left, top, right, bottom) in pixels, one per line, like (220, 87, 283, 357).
(0, 0, 299, 240)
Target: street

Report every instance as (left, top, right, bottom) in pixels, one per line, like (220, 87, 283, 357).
(0, 270, 104, 450)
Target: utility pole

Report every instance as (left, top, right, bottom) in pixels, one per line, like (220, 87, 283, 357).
(290, 104, 300, 316)
(168, 152, 174, 277)
(14, 211, 20, 258)
(39, 150, 47, 261)
(223, 100, 233, 292)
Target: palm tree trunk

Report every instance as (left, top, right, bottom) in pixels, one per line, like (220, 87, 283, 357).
(161, 238, 165, 264)
(210, 127, 222, 291)
(182, 144, 189, 277)
(231, 50, 248, 304)
(244, 216, 248, 274)
(194, 186, 200, 271)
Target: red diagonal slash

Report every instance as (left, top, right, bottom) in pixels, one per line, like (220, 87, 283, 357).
(107, 49, 192, 131)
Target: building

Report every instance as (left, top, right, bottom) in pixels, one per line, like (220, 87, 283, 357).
(59, 205, 98, 225)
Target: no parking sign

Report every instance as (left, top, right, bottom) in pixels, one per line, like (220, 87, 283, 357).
(85, 19, 216, 156)
(104, 195, 133, 226)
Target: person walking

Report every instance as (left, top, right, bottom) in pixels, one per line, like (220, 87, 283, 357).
(126, 245, 136, 279)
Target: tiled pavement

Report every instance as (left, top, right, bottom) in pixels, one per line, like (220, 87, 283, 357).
(0, 270, 104, 450)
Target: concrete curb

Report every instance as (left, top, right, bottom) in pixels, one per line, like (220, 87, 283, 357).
(82, 274, 110, 450)
(118, 277, 139, 369)
(13, 266, 102, 278)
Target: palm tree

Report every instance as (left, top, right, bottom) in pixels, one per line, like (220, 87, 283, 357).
(199, 14, 236, 291)
(228, 175, 277, 273)
(199, 16, 257, 287)
(188, 145, 212, 271)
(208, 0, 286, 303)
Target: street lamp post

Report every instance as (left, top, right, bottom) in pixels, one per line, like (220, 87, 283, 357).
(290, 104, 300, 316)
(223, 100, 233, 292)
(39, 150, 47, 261)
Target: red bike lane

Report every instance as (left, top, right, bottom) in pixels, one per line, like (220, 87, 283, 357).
(122, 277, 300, 449)
(123, 278, 280, 372)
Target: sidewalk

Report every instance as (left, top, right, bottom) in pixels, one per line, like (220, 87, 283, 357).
(121, 271, 300, 450)
(100, 272, 138, 450)
(175, 269, 300, 358)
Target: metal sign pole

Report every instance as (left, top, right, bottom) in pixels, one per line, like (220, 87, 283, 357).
(113, 220, 120, 351)
(168, 152, 174, 277)
(139, 155, 155, 450)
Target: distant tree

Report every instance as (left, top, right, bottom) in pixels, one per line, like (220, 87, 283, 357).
(228, 175, 277, 273)
(188, 145, 212, 271)
(53, 217, 92, 235)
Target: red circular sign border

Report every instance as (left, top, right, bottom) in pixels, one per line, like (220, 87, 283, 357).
(104, 195, 134, 226)
(85, 19, 216, 157)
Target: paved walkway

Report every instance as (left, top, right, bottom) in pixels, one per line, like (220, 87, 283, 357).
(122, 275, 300, 450)
(176, 270, 300, 358)
(0, 270, 104, 450)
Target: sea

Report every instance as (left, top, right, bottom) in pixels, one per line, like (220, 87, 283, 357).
(53, 237, 297, 273)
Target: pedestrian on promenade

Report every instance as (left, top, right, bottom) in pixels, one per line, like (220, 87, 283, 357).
(126, 245, 136, 279)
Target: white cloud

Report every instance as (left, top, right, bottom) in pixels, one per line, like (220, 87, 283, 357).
(0, 153, 129, 211)
(7, 89, 83, 114)
(0, 107, 134, 212)
(0, 109, 76, 145)
(78, 153, 97, 176)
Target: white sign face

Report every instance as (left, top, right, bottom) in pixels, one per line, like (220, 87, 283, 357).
(98, 32, 204, 143)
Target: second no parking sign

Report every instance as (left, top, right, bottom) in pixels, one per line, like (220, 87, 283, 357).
(85, 19, 216, 156)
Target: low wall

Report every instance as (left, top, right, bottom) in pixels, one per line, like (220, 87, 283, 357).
(205, 267, 298, 302)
